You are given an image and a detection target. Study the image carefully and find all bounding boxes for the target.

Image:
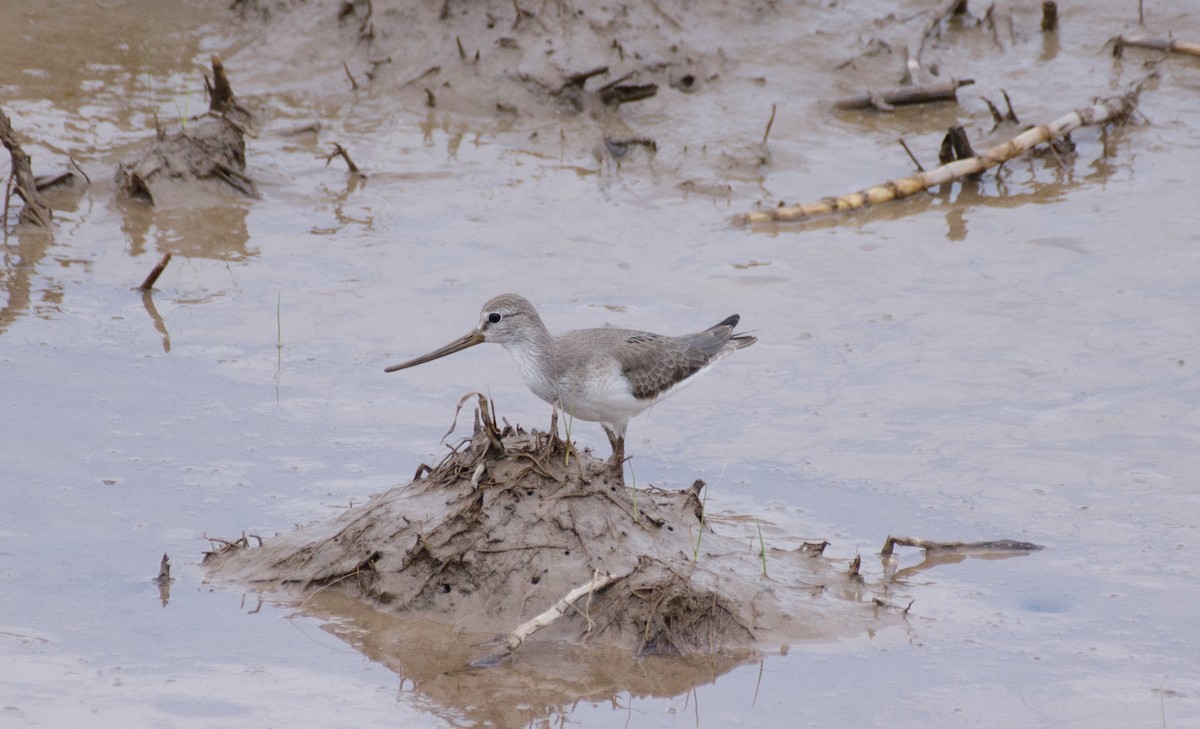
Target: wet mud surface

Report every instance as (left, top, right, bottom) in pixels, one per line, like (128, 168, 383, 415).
(4, 0, 1200, 726)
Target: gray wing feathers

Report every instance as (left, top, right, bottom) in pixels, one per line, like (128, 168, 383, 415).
(619, 315, 756, 400)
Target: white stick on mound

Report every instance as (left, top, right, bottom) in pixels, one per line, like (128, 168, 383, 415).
(505, 570, 622, 652)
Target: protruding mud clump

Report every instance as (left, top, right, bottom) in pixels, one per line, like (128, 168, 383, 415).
(117, 54, 257, 205)
(207, 399, 906, 660)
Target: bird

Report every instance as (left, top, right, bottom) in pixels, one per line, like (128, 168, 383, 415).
(384, 293, 756, 473)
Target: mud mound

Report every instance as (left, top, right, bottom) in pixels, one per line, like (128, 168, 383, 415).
(207, 401, 903, 658)
(117, 55, 258, 205)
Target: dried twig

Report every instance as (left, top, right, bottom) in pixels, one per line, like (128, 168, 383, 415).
(734, 88, 1141, 225)
(897, 138, 925, 171)
(324, 143, 362, 174)
(139, 252, 173, 291)
(399, 66, 440, 89)
(761, 104, 777, 146)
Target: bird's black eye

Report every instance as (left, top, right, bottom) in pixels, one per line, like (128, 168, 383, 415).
(488, 312, 502, 324)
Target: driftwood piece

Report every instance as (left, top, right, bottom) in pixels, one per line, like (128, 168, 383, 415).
(1111, 36, 1200, 59)
(0, 108, 53, 227)
(834, 79, 974, 111)
(733, 88, 1140, 226)
(880, 536, 1043, 582)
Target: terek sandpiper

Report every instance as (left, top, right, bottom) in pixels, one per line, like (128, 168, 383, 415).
(385, 294, 756, 472)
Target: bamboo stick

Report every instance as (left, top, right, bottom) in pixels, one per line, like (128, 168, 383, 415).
(1112, 36, 1200, 58)
(733, 90, 1138, 226)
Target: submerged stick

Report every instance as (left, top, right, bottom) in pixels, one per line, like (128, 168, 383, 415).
(734, 88, 1140, 226)
(881, 535, 1043, 555)
(139, 252, 173, 291)
(1111, 36, 1200, 58)
(834, 79, 974, 111)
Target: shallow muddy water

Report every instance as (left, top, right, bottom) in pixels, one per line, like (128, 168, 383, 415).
(3, 0, 1199, 726)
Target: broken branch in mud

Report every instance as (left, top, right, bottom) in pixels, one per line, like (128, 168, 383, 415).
(834, 78, 974, 111)
(1041, 2, 1058, 32)
(325, 143, 363, 175)
(880, 536, 1043, 582)
(399, 65, 440, 89)
(138, 252, 173, 291)
(1110, 36, 1200, 59)
(881, 536, 1043, 555)
(0, 108, 53, 227)
(476, 570, 623, 666)
(734, 86, 1141, 226)
(761, 104, 777, 146)
(546, 67, 658, 112)
(938, 126, 976, 165)
(551, 66, 608, 111)
(981, 90, 1020, 126)
(897, 138, 925, 171)
(597, 74, 658, 107)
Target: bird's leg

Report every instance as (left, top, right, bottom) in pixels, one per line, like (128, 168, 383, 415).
(602, 425, 626, 481)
